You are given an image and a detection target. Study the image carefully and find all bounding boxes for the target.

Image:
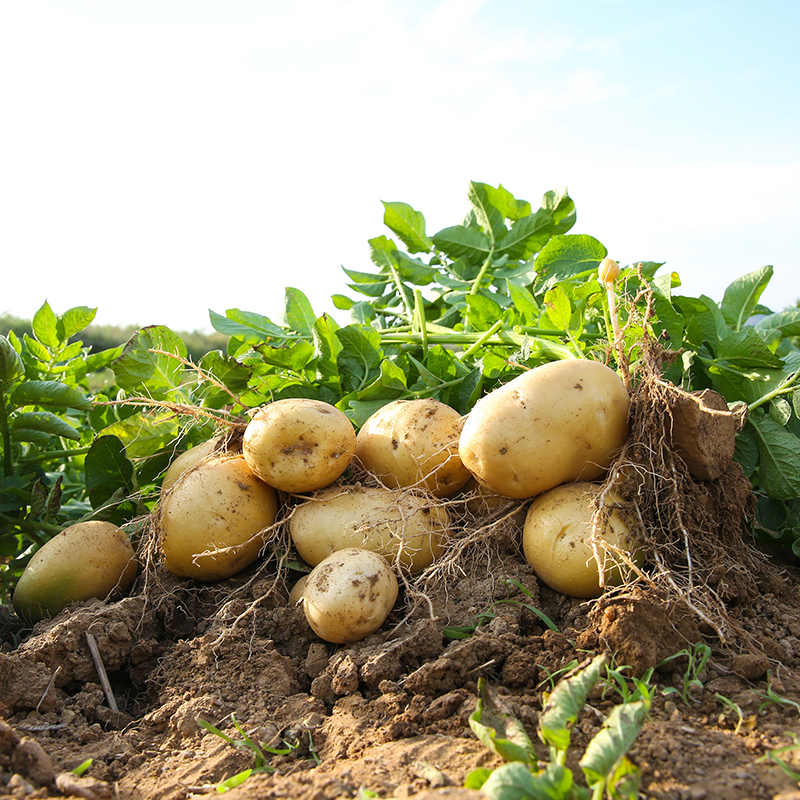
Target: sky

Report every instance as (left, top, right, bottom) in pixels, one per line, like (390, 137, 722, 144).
(2, 0, 799, 334)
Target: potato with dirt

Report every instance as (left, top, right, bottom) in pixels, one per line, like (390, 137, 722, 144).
(160, 454, 279, 581)
(522, 481, 642, 598)
(12, 521, 138, 624)
(459, 358, 630, 499)
(302, 548, 398, 643)
(161, 436, 220, 493)
(289, 484, 449, 573)
(243, 398, 356, 493)
(355, 398, 472, 498)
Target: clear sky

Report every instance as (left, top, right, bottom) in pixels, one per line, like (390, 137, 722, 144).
(2, 0, 798, 333)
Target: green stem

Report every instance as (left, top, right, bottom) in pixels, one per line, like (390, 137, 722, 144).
(748, 369, 800, 412)
(0, 399, 14, 476)
(468, 247, 496, 296)
(459, 319, 504, 359)
(388, 264, 414, 323)
(0, 511, 60, 542)
(413, 290, 429, 352)
(27, 446, 92, 462)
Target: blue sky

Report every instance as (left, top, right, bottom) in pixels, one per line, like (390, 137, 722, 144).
(2, 0, 798, 332)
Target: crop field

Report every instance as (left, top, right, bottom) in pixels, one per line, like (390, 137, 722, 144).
(2, 182, 800, 800)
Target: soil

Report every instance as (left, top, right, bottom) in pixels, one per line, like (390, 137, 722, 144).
(2, 501, 800, 800)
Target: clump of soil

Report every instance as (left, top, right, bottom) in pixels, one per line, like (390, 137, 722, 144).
(3, 341, 800, 799)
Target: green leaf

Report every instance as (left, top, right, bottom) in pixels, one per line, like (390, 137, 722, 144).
(715, 328, 784, 369)
(750, 415, 800, 501)
(541, 187, 576, 233)
(113, 326, 188, 400)
(0, 335, 24, 389)
(209, 309, 288, 343)
(10, 380, 92, 411)
(32, 301, 60, 348)
(196, 351, 251, 408)
(539, 655, 606, 753)
(99, 410, 182, 458)
(283, 288, 316, 335)
(331, 294, 354, 311)
(342, 267, 389, 298)
(468, 182, 507, 240)
(720, 266, 773, 332)
(496, 211, 555, 260)
(84, 435, 135, 511)
(579, 700, 648, 788)
(57, 306, 97, 341)
(534, 235, 607, 290)
(542, 286, 573, 331)
(382, 201, 433, 254)
(431, 225, 492, 262)
(478, 762, 575, 800)
(22, 334, 52, 365)
(469, 678, 536, 764)
(755, 309, 800, 339)
(466, 295, 504, 332)
(336, 325, 383, 394)
(10, 411, 81, 441)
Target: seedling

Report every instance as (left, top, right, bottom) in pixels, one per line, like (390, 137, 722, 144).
(757, 733, 800, 782)
(660, 642, 711, 705)
(715, 694, 747, 735)
(467, 654, 650, 799)
(758, 676, 800, 717)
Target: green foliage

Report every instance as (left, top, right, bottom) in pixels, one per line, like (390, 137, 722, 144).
(467, 655, 649, 799)
(659, 643, 712, 705)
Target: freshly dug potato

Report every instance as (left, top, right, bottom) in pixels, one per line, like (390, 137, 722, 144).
(160, 455, 279, 581)
(522, 482, 642, 599)
(302, 548, 398, 643)
(289, 484, 449, 573)
(459, 359, 630, 499)
(161, 437, 220, 493)
(243, 398, 356, 493)
(288, 575, 309, 607)
(12, 521, 138, 624)
(355, 398, 471, 498)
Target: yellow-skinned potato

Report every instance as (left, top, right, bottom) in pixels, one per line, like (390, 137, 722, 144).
(289, 484, 449, 573)
(160, 455, 279, 581)
(288, 575, 309, 607)
(522, 482, 642, 599)
(303, 548, 398, 643)
(12, 521, 138, 624)
(459, 359, 630, 499)
(161, 437, 220, 493)
(243, 398, 356, 493)
(355, 398, 471, 498)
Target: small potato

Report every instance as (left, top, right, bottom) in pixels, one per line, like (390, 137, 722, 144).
(302, 548, 398, 643)
(355, 398, 471, 498)
(161, 455, 279, 581)
(12, 521, 138, 624)
(459, 359, 630, 499)
(289, 484, 449, 573)
(522, 482, 642, 599)
(243, 398, 356, 493)
(161, 437, 220, 493)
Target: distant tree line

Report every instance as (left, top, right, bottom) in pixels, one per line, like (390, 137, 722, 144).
(0, 313, 229, 362)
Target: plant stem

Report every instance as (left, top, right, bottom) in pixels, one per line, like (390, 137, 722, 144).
(468, 247, 496, 296)
(748, 369, 800, 412)
(459, 319, 504, 359)
(605, 282, 631, 391)
(0, 397, 13, 476)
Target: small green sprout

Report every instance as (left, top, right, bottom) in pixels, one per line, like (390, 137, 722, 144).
(660, 642, 712, 705)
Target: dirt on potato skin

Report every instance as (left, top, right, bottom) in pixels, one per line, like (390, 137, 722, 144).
(3, 516, 800, 800)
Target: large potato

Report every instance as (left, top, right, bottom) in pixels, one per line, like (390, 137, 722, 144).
(459, 359, 630, 499)
(522, 482, 642, 599)
(289, 484, 449, 573)
(355, 398, 472, 498)
(12, 521, 138, 624)
(161, 436, 220, 493)
(160, 455, 279, 581)
(302, 548, 398, 643)
(243, 398, 356, 493)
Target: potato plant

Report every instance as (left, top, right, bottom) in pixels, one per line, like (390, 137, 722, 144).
(3, 178, 800, 619)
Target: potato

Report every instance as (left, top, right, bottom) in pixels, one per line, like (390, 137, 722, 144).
(522, 482, 642, 599)
(302, 548, 398, 643)
(289, 484, 448, 573)
(355, 398, 471, 498)
(12, 521, 138, 624)
(243, 398, 356, 493)
(161, 437, 220, 493)
(160, 455, 279, 581)
(459, 359, 630, 499)
(288, 575, 309, 607)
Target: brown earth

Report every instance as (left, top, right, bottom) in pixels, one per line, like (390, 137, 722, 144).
(2, 493, 800, 800)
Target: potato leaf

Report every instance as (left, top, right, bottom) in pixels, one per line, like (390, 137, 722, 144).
(10, 411, 81, 441)
(750, 415, 800, 501)
(720, 265, 773, 331)
(382, 201, 433, 254)
(539, 654, 606, 753)
(32, 301, 60, 349)
(0, 335, 24, 390)
(534, 234, 607, 291)
(10, 380, 92, 411)
(113, 326, 188, 401)
(578, 700, 648, 789)
(469, 678, 536, 765)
